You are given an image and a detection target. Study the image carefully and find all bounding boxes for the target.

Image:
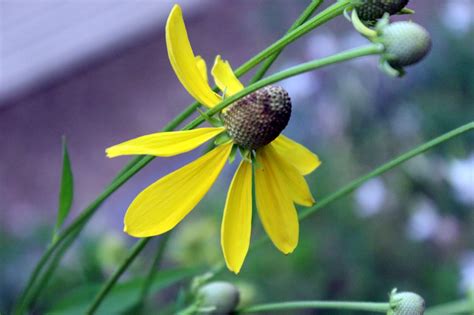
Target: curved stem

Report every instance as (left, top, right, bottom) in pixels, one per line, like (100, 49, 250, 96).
(135, 234, 171, 313)
(239, 301, 390, 313)
(15, 227, 82, 315)
(235, 0, 351, 76)
(299, 121, 474, 219)
(351, 9, 377, 38)
(86, 238, 150, 315)
(186, 44, 383, 129)
(250, 0, 324, 84)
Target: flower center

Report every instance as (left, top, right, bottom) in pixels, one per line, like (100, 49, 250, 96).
(356, 0, 409, 22)
(222, 85, 291, 150)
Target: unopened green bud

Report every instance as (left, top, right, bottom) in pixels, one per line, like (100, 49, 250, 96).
(380, 21, 431, 68)
(223, 85, 291, 150)
(355, 0, 409, 21)
(388, 291, 425, 315)
(198, 281, 240, 314)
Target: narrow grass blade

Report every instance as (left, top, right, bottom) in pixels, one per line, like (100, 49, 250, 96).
(53, 137, 74, 241)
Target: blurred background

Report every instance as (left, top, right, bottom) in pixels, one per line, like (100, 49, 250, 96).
(1, 0, 473, 314)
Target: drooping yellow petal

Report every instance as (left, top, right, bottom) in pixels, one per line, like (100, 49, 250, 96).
(266, 146, 315, 207)
(271, 135, 321, 175)
(221, 160, 252, 274)
(211, 55, 244, 97)
(195, 56, 208, 83)
(106, 127, 225, 158)
(124, 142, 233, 237)
(166, 5, 221, 107)
(255, 146, 299, 254)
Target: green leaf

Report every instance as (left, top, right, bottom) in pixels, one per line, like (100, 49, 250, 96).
(53, 137, 74, 239)
(46, 267, 199, 315)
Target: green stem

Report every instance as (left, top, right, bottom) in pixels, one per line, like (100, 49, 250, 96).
(85, 238, 150, 315)
(16, 228, 81, 315)
(135, 234, 171, 313)
(235, 0, 351, 76)
(239, 301, 390, 313)
(425, 299, 474, 315)
(186, 43, 383, 129)
(300, 121, 474, 220)
(12, 158, 157, 314)
(249, 0, 324, 84)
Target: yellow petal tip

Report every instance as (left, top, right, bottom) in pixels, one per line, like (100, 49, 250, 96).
(170, 4, 182, 14)
(226, 263, 242, 274)
(282, 246, 296, 255)
(213, 55, 223, 65)
(105, 148, 114, 158)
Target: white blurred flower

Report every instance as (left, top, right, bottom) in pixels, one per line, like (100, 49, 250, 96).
(340, 33, 376, 68)
(306, 33, 339, 59)
(340, 32, 367, 51)
(313, 97, 347, 137)
(446, 153, 474, 206)
(460, 252, 474, 293)
(407, 197, 460, 245)
(442, 1, 474, 34)
(280, 63, 319, 101)
(407, 198, 441, 241)
(433, 216, 459, 246)
(355, 178, 387, 217)
(390, 106, 421, 138)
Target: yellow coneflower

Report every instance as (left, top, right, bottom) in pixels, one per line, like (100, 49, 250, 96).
(106, 5, 321, 273)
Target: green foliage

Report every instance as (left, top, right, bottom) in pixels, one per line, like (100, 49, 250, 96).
(46, 268, 198, 315)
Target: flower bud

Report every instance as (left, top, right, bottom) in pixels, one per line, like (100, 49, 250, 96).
(198, 281, 240, 314)
(223, 85, 291, 150)
(355, 0, 410, 21)
(380, 21, 431, 68)
(388, 291, 425, 315)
